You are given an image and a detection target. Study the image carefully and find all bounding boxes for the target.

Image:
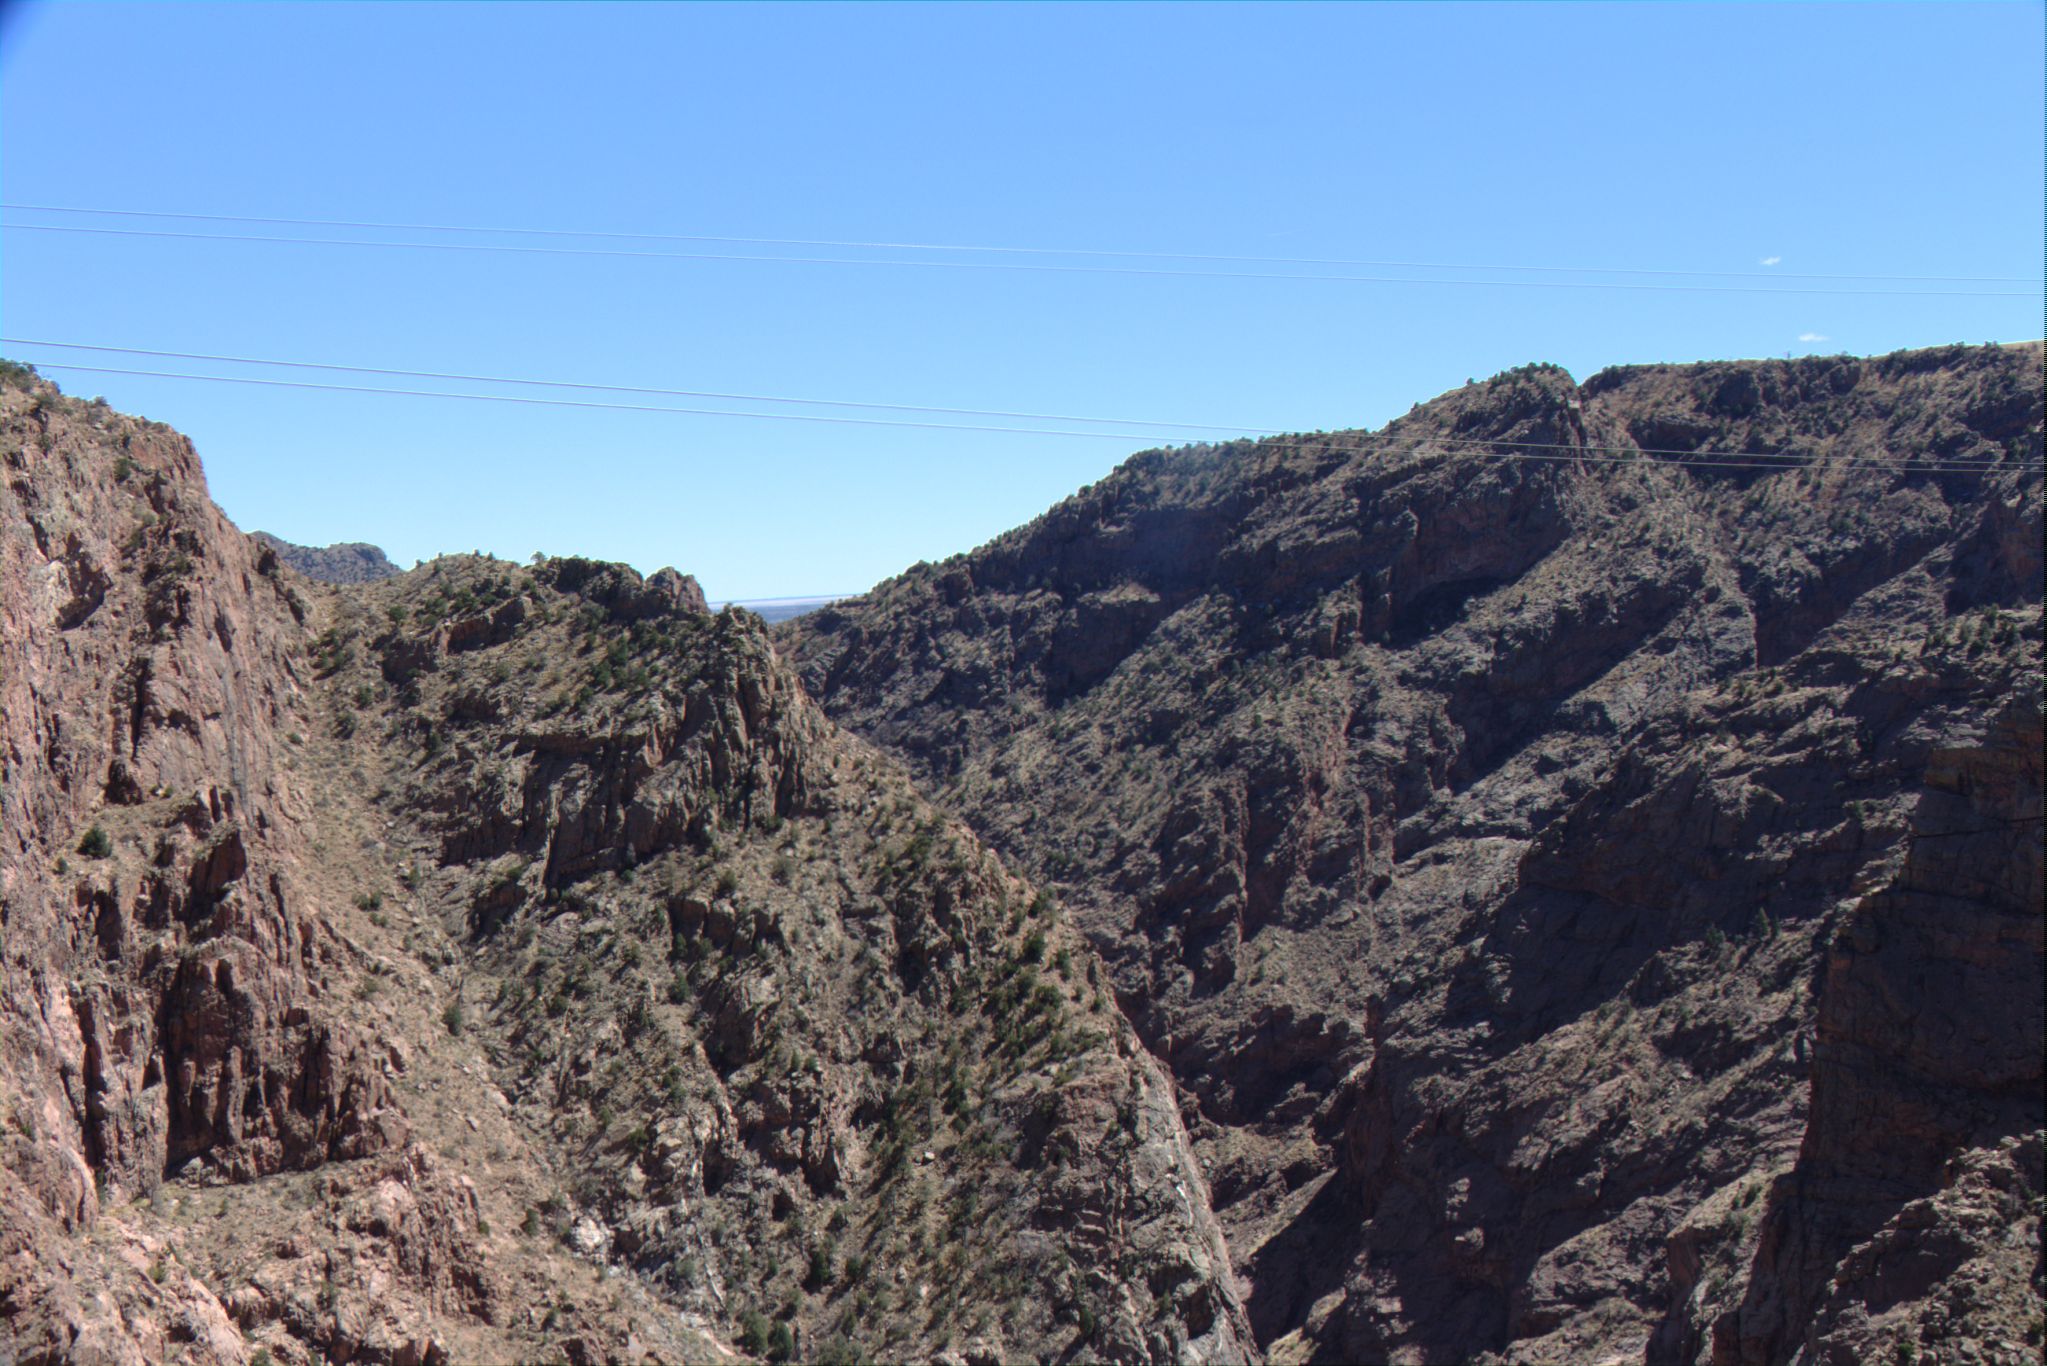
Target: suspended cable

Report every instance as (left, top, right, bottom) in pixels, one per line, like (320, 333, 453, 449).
(5, 202, 2038, 285)
(9, 338, 2039, 466)
(4, 222, 2037, 298)
(19, 360, 2039, 474)
(2, 338, 1255, 433)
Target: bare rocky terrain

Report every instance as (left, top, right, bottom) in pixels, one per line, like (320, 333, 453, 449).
(2, 368, 1247, 1365)
(783, 343, 2045, 1365)
(2, 343, 2039, 1366)
(250, 534, 400, 586)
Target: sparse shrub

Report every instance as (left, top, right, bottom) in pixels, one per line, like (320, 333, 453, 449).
(1021, 930, 1046, 965)
(78, 825, 111, 859)
(442, 1001, 465, 1036)
(815, 1335, 867, 1366)
(739, 1310, 772, 1357)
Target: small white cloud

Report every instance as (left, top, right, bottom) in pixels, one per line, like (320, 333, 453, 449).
(1759, 255, 1782, 266)
(1798, 332, 1829, 343)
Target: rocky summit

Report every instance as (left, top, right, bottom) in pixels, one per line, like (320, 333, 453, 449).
(250, 534, 402, 586)
(1, 343, 2040, 1366)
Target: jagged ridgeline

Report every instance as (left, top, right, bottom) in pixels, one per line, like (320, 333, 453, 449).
(3, 344, 2041, 1366)
(782, 343, 2045, 1365)
(250, 532, 401, 586)
(1, 363, 1249, 1365)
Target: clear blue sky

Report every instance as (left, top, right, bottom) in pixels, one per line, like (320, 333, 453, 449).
(3, 2, 2040, 600)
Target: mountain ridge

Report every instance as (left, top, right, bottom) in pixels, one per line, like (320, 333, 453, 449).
(250, 531, 402, 585)
(2, 368, 1248, 1365)
(782, 341, 2044, 1364)
(3, 343, 2038, 1365)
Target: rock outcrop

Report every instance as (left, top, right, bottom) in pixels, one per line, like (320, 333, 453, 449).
(785, 343, 2045, 1363)
(3, 379, 410, 1363)
(342, 551, 1252, 1363)
(1709, 699, 2043, 1366)
(6, 342, 2038, 1365)
(252, 533, 401, 585)
(2, 366, 1249, 1364)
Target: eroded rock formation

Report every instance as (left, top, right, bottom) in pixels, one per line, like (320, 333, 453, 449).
(786, 343, 2045, 1364)
(2, 367, 1248, 1365)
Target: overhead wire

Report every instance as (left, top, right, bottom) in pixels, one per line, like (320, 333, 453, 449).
(17, 358, 2040, 475)
(5, 202, 2040, 285)
(3, 338, 1258, 434)
(9, 338, 2040, 468)
(3, 221, 2037, 298)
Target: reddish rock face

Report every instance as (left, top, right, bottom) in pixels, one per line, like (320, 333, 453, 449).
(2, 377, 412, 1361)
(1, 369, 1255, 1366)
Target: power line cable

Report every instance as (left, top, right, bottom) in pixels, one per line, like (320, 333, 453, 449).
(3, 338, 1256, 433)
(5, 202, 2039, 285)
(5, 221, 2038, 299)
(12, 337, 2041, 466)
(19, 360, 2040, 474)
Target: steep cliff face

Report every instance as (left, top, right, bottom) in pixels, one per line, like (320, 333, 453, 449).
(1711, 699, 2042, 1366)
(2, 368, 1250, 1366)
(2, 377, 419, 1364)
(784, 343, 2044, 1362)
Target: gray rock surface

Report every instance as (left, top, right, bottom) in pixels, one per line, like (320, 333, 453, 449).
(253, 532, 401, 584)
(785, 343, 2045, 1364)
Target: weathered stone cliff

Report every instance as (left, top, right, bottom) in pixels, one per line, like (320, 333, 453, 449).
(785, 343, 2045, 1363)
(3, 379, 419, 1364)
(7, 342, 2037, 1365)
(2, 367, 1250, 1365)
